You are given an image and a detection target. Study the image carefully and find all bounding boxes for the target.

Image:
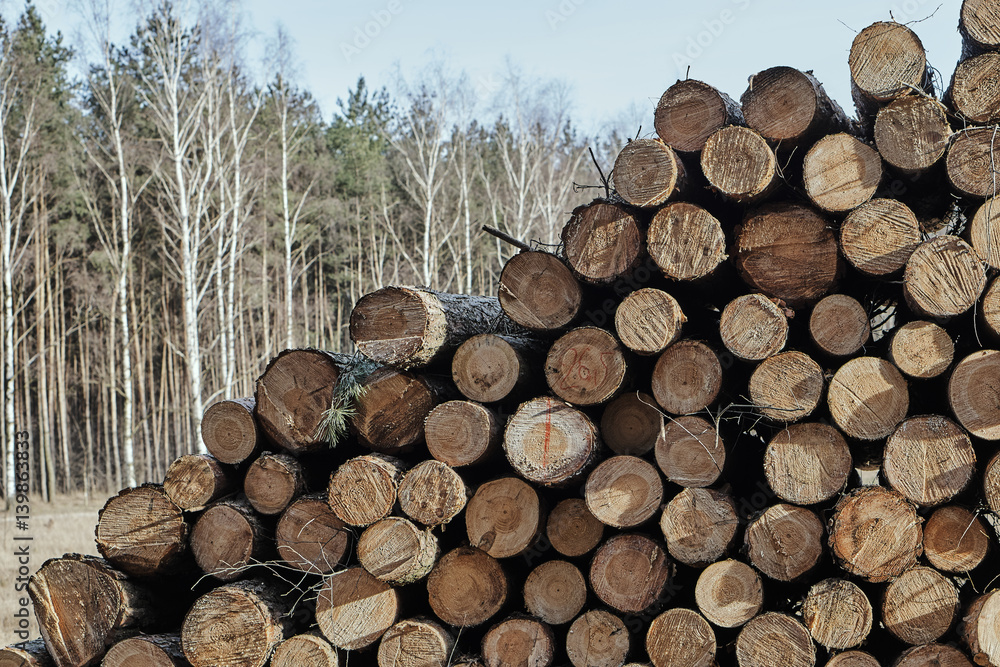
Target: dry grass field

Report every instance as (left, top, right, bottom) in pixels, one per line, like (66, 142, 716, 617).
(1, 495, 106, 645)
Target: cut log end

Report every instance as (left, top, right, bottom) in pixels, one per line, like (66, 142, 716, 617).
(399, 459, 468, 526)
(840, 199, 921, 276)
(498, 251, 582, 331)
(923, 505, 990, 573)
(95, 484, 188, 577)
(378, 619, 453, 667)
(828, 356, 909, 440)
(561, 201, 642, 284)
(567, 610, 630, 667)
(523, 560, 587, 625)
(736, 613, 816, 667)
(646, 608, 716, 667)
(545, 326, 627, 406)
(589, 533, 672, 614)
(849, 22, 928, 106)
(648, 202, 728, 281)
(809, 294, 871, 357)
(612, 137, 685, 207)
(427, 547, 508, 628)
(948, 349, 1000, 440)
(615, 288, 685, 355)
(504, 397, 599, 486)
(661, 487, 738, 567)
(254, 349, 341, 454)
(803, 133, 882, 213)
(802, 578, 873, 649)
(244, 452, 305, 516)
(601, 392, 665, 456)
(482, 617, 555, 667)
(353, 367, 438, 453)
(465, 476, 541, 558)
(904, 236, 986, 319)
(358, 517, 439, 585)
(961, 590, 1000, 667)
(884, 415, 976, 506)
(720, 293, 789, 362)
(828, 486, 922, 582)
(452, 333, 538, 403)
(546, 498, 605, 558)
(272, 633, 339, 667)
(749, 351, 825, 423)
(0, 640, 54, 667)
(655, 79, 739, 153)
(316, 567, 400, 650)
(742, 66, 846, 145)
(890, 320, 954, 379)
(745, 504, 824, 582)
(874, 95, 952, 173)
(883, 566, 959, 645)
(951, 53, 1000, 125)
(425, 400, 500, 468)
(103, 634, 187, 667)
(695, 559, 764, 628)
(328, 454, 404, 527)
(164, 454, 235, 511)
(895, 644, 974, 667)
(765, 422, 852, 505)
(701, 126, 777, 202)
(947, 127, 1000, 199)
(655, 416, 726, 488)
(276, 494, 349, 574)
(971, 197, 1000, 269)
(585, 455, 664, 528)
(201, 397, 259, 464)
(190, 497, 267, 581)
(651, 340, 722, 416)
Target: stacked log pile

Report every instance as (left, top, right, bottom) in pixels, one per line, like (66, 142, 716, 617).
(8, 1, 1000, 666)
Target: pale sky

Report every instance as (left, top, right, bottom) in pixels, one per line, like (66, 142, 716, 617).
(4, 0, 965, 136)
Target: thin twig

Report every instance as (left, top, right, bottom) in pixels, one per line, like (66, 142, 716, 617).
(481, 225, 532, 253)
(589, 146, 611, 198)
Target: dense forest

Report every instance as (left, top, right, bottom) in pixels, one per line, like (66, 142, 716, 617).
(0, 0, 610, 503)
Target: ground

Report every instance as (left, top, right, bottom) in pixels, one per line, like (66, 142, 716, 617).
(1, 495, 106, 645)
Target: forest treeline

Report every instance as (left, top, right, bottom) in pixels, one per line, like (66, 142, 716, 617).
(0, 0, 610, 502)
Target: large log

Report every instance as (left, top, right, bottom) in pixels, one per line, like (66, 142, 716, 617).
(566, 610, 629, 667)
(849, 21, 931, 121)
(903, 235, 987, 319)
(735, 613, 815, 667)
(181, 580, 292, 667)
(883, 415, 976, 506)
(584, 455, 664, 528)
(949, 52, 1000, 124)
(398, 459, 468, 526)
(426, 547, 508, 628)
(497, 251, 582, 332)
(28, 556, 158, 667)
(0, 640, 53, 667)
(243, 451, 305, 516)
(254, 349, 344, 454)
(482, 617, 554, 667)
(601, 392, 665, 456)
(660, 487, 738, 567)
(700, 126, 778, 203)
(271, 632, 338, 667)
(612, 138, 686, 207)
(646, 608, 716, 667)
(882, 566, 959, 645)
(316, 566, 400, 650)
(734, 202, 840, 307)
(948, 349, 1000, 440)
(545, 498, 604, 558)
(651, 340, 722, 416)
(946, 126, 1000, 199)
(741, 66, 851, 147)
(655, 79, 742, 153)
(749, 351, 825, 423)
(895, 644, 973, 667)
(503, 397, 600, 486)
(452, 334, 542, 403)
(378, 619, 453, 667)
(961, 590, 1000, 667)
(275, 493, 350, 574)
(889, 320, 954, 379)
(561, 201, 642, 285)
(545, 326, 628, 406)
(655, 416, 726, 487)
(352, 367, 442, 453)
(163, 454, 236, 511)
(351, 286, 508, 369)
(961, 0, 1000, 57)
(970, 197, 1000, 269)
(103, 634, 187, 667)
(744, 504, 823, 582)
(694, 559, 763, 628)
(95, 484, 188, 578)
(764, 422, 851, 505)
(827, 357, 909, 440)
(465, 476, 542, 558)
(327, 454, 405, 527)
(357, 517, 439, 585)
(923, 505, 990, 573)
(839, 198, 921, 276)
(189, 496, 269, 581)
(802, 579, 872, 649)
(201, 397, 259, 464)
(808, 294, 870, 358)
(828, 486, 922, 582)
(522, 560, 587, 625)
(719, 294, 788, 362)
(589, 533, 672, 614)
(647, 203, 728, 282)
(802, 133, 882, 213)
(873, 95, 952, 174)
(424, 400, 501, 468)
(615, 288, 685, 356)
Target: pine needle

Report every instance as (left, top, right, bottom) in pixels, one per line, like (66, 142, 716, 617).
(315, 354, 380, 447)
